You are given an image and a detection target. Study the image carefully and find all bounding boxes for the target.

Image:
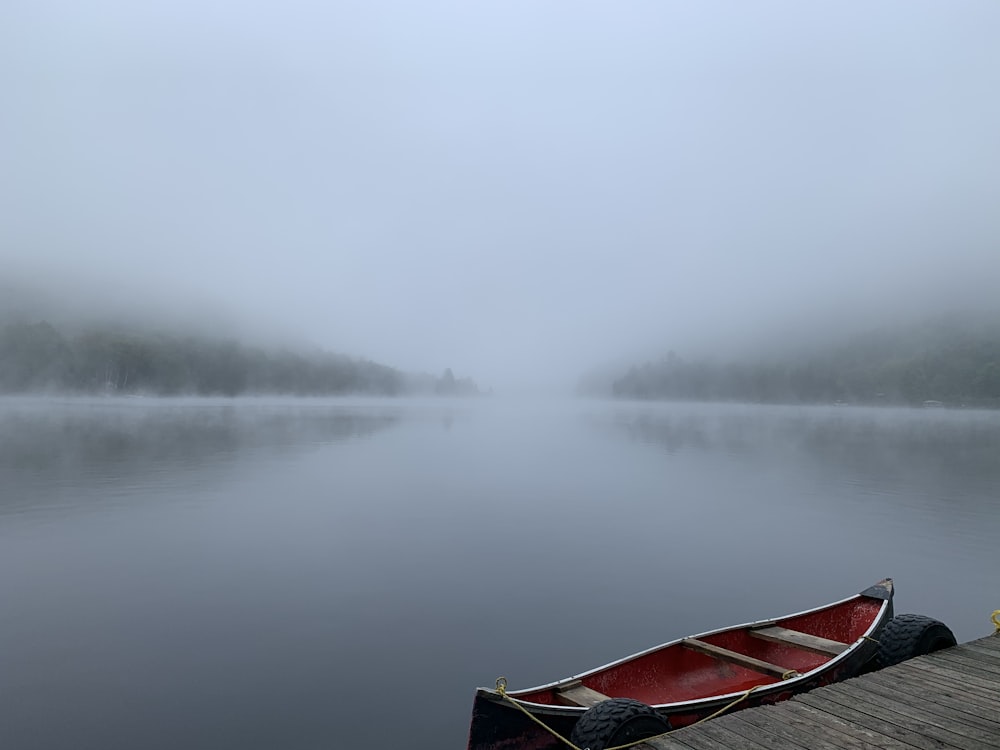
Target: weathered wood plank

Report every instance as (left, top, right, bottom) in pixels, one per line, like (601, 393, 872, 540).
(818, 684, 989, 750)
(675, 720, 776, 750)
(749, 626, 848, 656)
(728, 704, 871, 750)
(951, 638, 1000, 658)
(645, 735, 726, 750)
(926, 648, 1000, 678)
(795, 691, 962, 750)
(861, 670, 1000, 727)
(827, 680, 1000, 747)
(943, 639, 1000, 660)
(721, 715, 818, 750)
(681, 638, 797, 678)
(644, 715, 780, 750)
(901, 657, 1000, 694)
(706, 713, 811, 749)
(781, 700, 918, 748)
(918, 652, 1000, 682)
(888, 662, 1000, 707)
(905, 655, 996, 681)
(923, 647, 1000, 672)
(644, 636, 1000, 750)
(954, 640, 1000, 664)
(965, 634, 1000, 653)
(843, 676, 1000, 733)
(641, 725, 734, 750)
(889, 675, 1000, 715)
(553, 680, 610, 708)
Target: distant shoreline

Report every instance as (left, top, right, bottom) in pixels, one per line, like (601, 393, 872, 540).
(0, 320, 482, 398)
(607, 314, 1000, 409)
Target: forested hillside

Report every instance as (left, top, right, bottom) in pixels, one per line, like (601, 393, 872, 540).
(0, 320, 408, 396)
(612, 314, 1000, 407)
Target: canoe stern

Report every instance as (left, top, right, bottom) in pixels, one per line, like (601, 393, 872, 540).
(860, 577, 894, 602)
(466, 691, 575, 750)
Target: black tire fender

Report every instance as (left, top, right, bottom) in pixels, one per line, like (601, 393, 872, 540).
(569, 698, 671, 750)
(876, 613, 957, 668)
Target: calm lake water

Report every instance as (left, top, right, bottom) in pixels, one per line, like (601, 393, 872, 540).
(1, 396, 998, 749)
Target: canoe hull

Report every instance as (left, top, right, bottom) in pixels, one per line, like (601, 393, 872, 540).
(467, 636, 881, 750)
(467, 579, 893, 750)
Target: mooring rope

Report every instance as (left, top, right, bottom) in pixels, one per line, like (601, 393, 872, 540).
(493, 678, 585, 750)
(682, 685, 762, 730)
(992, 610, 1000, 633)
(493, 677, 762, 750)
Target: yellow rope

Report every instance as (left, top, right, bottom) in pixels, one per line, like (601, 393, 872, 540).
(680, 685, 761, 731)
(992, 610, 1000, 633)
(494, 678, 584, 750)
(493, 677, 763, 750)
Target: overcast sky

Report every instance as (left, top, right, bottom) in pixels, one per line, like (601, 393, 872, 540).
(2, 1, 999, 389)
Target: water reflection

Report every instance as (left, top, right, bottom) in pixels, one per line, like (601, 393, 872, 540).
(0, 397, 400, 516)
(0, 397, 997, 750)
(600, 403, 1000, 492)
(586, 401, 1000, 645)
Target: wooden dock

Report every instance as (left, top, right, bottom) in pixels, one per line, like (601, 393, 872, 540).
(645, 633, 1000, 749)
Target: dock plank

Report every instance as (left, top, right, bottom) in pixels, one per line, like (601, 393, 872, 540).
(693, 722, 779, 750)
(646, 720, 774, 750)
(877, 664, 1000, 709)
(728, 704, 871, 750)
(837, 676, 1000, 736)
(810, 685, 988, 750)
(951, 637, 1000, 657)
(919, 654, 1000, 683)
(642, 637, 1000, 750)
(719, 716, 816, 750)
(926, 649, 1000, 678)
(901, 657, 1000, 694)
(953, 640, 1000, 663)
(966, 634, 1000, 653)
(859, 671, 1000, 728)
(795, 690, 961, 750)
(641, 726, 732, 750)
(824, 681, 1000, 748)
(782, 699, 928, 749)
(936, 641, 1000, 666)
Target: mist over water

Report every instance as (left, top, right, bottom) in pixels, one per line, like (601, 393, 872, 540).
(3, 2, 1000, 747)
(4, 2, 1000, 388)
(0, 397, 997, 749)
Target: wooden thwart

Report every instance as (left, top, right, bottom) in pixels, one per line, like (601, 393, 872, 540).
(682, 638, 799, 679)
(749, 626, 848, 656)
(554, 680, 611, 707)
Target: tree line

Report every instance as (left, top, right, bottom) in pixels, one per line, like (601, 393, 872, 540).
(0, 320, 475, 397)
(612, 313, 1000, 407)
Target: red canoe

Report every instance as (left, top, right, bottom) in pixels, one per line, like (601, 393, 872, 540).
(467, 579, 894, 750)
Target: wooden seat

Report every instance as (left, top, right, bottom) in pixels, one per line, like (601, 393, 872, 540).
(749, 625, 848, 656)
(682, 638, 800, 679)
(554, 680, 612, 707)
